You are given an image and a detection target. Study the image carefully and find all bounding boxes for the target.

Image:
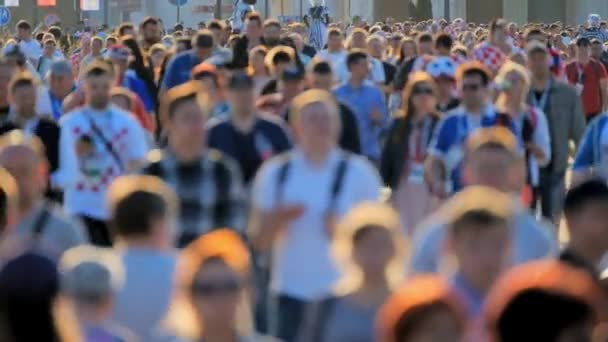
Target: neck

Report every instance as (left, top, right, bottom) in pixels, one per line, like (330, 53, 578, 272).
(504, 100, 522, 115)
(412, 108, 426, 119)
(328, 46, 342, 53)
(438, 92, 451, 105)
(201, 325, 237, 342)
(119, 235, 165, 251)
(232, 112, 256, 133)
(88, 102, 109, 111)
(51, 87, 71, 100)
(15, 110, 36, 124)
(170, 144, 205, 163)
(18, 197, 41, 219)
(465, 102, 485, 115)
(349, 77, 364, 86)
(74, 304, 108, 327)
(568, 238, 603, 267)
(303, 147, 332, 166)
(532, 73, 550, 89)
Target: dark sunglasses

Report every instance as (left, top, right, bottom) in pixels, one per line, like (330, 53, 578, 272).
(191, 279, 242, 296)
(462, 83, 483, 92)
(412, 86, 434, 95)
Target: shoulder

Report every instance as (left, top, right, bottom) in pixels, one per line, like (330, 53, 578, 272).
(344, 152, 378, 176)
(256, 151, 292, 178)
(257, 113, 289, 130)
(552, 81, 577, 95)
(207, 116, 231, 131)
(59, 108, 86, 126)
(207, 148, 240, 172)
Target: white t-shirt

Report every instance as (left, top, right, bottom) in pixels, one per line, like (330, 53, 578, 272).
(315, 49, 348, 81)
(56, 105, 148, 219)
(19, 39, 42, 66)
(252, 148, 381, 300)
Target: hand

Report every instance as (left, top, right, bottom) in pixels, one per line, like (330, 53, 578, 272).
(275, 204, 305, 227)
(370, 108, 382, 124)
(525, 143, 545, 160)
(428, 177, 448, 199)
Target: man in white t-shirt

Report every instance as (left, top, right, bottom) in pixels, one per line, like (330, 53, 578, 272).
(315, 28, 348, 83)
(16, 20, 42, 68)
(55, 62, 148, 246)
(250, 89, 381, 341)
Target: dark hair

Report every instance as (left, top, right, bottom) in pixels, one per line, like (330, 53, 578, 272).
(0, 188, 7, 233)
(417, 33, 433, 44)
(84, 62, 112, 78)
(311, 60, 333, 75)
(8, 72, 36, 93)
(450, 209, 509, 238)
(263, 19, 281, 29)
(48, 26, 62, 40)
(117, 23, 135, 37)
(120, 35, 157, 105)
(245, 12, 262, 26)
(563, 180, 608, 218)
(394, 302, 456, 341)
(193, 30, 215, 49)
(112, 189, 170, 238)
(497, 289, 593, 341)
(141, 16, 159, 29)
(16, 20, 31, 31)
(591, 38, 603, 46)
(435, 33, 453, 50)
(35, 32, 45, 42)
(458, 62, 491, 86)
(177, 37, 192, 50)
(524, 28, 545, 40)
(346, 50, 368, 70)
(328, 28, 342, 38)
(208, 19, 226, 31)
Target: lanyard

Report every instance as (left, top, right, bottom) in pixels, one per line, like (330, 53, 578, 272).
(409, 118, 431, 162)
(49, 91, 63, 120)
(577, 63, 585, 83)
(531, 78, 552, 111)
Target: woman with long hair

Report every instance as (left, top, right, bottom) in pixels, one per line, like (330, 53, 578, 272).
(381, 72, 441, 235)
(248, 46, 272, 96)
(397, 38, 416, 67)
(120, 35, 158, 110)
(162, 229, 272, 342)
(298, 202, 407, 342)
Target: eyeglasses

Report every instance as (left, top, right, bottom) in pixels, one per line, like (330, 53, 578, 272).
(462, 83, 483, 92)
(191, 279, 242, 296)
(412, 86, 434, 95)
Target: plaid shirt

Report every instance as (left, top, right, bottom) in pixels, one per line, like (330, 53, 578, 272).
(143, 149, 246, 244)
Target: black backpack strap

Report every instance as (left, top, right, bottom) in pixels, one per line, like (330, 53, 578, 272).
(326, 153, 350, 214)
(275, 153, 292, 204)
(31, 205, 51, 240)
(313, 297, 338, 342)
(211, 151, 231, 224)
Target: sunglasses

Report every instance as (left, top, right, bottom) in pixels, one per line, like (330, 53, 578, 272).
(191, 279, 242, 296)
(412, 86, 434, 95)
(462, 83, 483, 91)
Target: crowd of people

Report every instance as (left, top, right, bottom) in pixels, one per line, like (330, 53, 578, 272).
(2, 6, 608, 342)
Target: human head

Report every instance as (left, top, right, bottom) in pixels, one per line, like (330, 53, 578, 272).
(263, 19, 282, 47)
(346, 49, 370, 80)
(164, 82, 212, 160)
(149, 43, 167, 68)
(193, 30, 216, 61)
(226, 71, 255, 117)
(327, 28, 344, 52)
(333, 202, 405, 288)
(173, 230, 251, 338)
(48, 60, 74, 98)
(524, 28, 547, 45)
(434, 33, 453, 56)
(109, 87, 134, 112)
(248, 45, 268, 75)
(489, 18, 508, 45)
(105, 35, 118, 48)
(308, 59, 335, 91)
(83, 62, 113, 110)
(367, 35, 386, 59)
(494, 61, 530, 111)
(462, 127, 524, 193)
(456, 61, 492, 110)
(8, 72, 37, 118)
(348, 28, 369, 50)
(591, 39, 604, 60)
(265, 46, 296, 77)
(176, 37, 192, 53)
(107, 175, 178, 249)
(141, 17, 161, 46)
(290, 89, 341, 156)
(0, 131, 48, 213)
(288, 32, 304, 53)
(377, 276, 466, 342)
(208, 20, 227, 46)
(192, 63, 221, 99)
(425, 56, 456, 98)
(484, 261, 604, 342)
(563, 180, 608, 263)
(401, 72, 438, 118)
(117, 23, 135, 38)
(48, 26, 62, 41)
(279, 66, 306, 100)
(588, 14, 601, 29)
(400, 38, 416, 60)
(446, 186, 514, 292)
(245, 12, 263, 39)
(526, 41, 550, 79)
(42, 38, 57, 57)
(15, 20, 31, 41)
(60, 246, 124, 317)
(90, 36, 103, 55)
(576, 37, 591, 61)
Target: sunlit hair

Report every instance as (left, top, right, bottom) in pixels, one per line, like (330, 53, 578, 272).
(494, 60, 531, 112)
(247, 45, 269, 76)
(332, 202, 407, 294)
(376, 275, 467, 342)
(165, 229, 252, 339)
(264, 45, 295, 73)
(399, 71, 439, 118)
(345, 28, 369, 49)
(290, 89, 340, 128)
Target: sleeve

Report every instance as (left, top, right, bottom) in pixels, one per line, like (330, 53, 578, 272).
(251, 160, 278, 211)
(428, 116, 455, 158)
(533, 109, 552, 167)
(126, 116, 149, 162)
(599, 62, 608, 80)
(408, 222, 446, 275)
(572, 121, 597, 171)
(161, 55, 180, 90)
(352, 158, 382, 202)
(570, 90, 587, 144)
(373, 87, 390, 126)
(52, 118, 79, 189)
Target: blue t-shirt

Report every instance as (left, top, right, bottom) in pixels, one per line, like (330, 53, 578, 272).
(161, 50, 200, 90)
(207, 114, 292, 184)
(573, 114, 608, 175)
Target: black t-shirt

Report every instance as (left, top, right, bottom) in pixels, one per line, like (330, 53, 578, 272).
(207, 115, 292, 184)
(559, 248, 599, 280)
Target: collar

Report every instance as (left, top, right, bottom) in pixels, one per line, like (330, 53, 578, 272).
(291, 147, 340, 169)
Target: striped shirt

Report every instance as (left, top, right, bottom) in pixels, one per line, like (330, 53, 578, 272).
(578, 28, 608, 43)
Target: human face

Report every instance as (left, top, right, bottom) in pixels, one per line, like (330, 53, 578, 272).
(50, 73, 74, 98)
(452, 223, 511, 292)
(492, 27, 507, 44)
(352, 228, 395, 279)
(418, 41, 433, 55)
(143, 23, 160, 44)
(210, 28, 224, 46)
(168, 99, 206, 156)
(368, 39, 384, 59)
(43, 41, 56, 57)
(310, 73, 334, 91)
(567, 200, 608, 260)
(463, 148, 523, 192)
(0, 146, 45, 210)
(295, 102, 338, 155)
(577, 44, 591, 60)
(411, 82, 436, 114)
(499, 71, 525, 105)
(328, 34, 344, 51)
(110, 57, 128, 76)
(246, 19, 262, 38)
(350, 57, 370, 79)
(91, 39, 103, 55)
(401, 305, 464, 342)
(459, 74, 488, 109)
(281, 79, 304, 99)
(10, 84, 36, 118)
(84, 74, 112, 109)
(263, 25, 281, 46)
(528, 51, 550, 79)
(351, 33, 367, 49)
(248, 50, 266, 73)
(17, 28, 30, 41)
(151, 50, 166, 68)
(591, 44, 604, 59)
(191, 260, 242, 328)
(226, 88, 254, 116)
(402, 42, 416, 59)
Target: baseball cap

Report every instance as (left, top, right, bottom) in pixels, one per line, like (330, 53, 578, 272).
(280, 66, 305, 82)
(49, 60, 73, 77)
(228, 71, 254, 90)
(60, 246, 124, 302)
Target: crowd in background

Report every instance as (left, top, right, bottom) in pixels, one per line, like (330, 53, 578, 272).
(1, 7, 608, 342)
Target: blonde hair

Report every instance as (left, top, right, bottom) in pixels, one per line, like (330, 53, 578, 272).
(332, 202, 408, 294)
(494, 61, 531, 112)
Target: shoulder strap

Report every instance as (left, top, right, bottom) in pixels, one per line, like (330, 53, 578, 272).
(327, 153, 350, 214)
(275, 154, 292, 204)
(87, 116, 125, 172)
(212, 157, 231, 222)
(31, 205, 51, 240)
